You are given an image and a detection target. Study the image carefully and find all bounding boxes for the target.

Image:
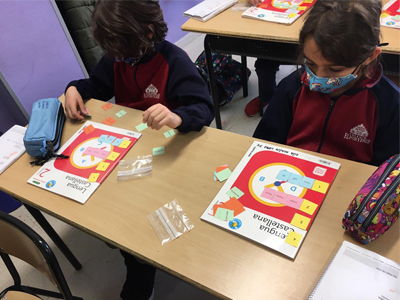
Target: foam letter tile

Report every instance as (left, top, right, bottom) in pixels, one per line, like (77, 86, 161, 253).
(303, 0, 313, 3)
(381, 12, 390, 18)
(106, 152, 120, 161)
(84, 124, 95, 134)
(216, 164, 228, 173)
(102, 119, 113, 126)
(299, 176, 315, 189)
(213, 203, 228, 216)
(112, 138, 123, 147)
(83, 147, 94, 156)
(105, 102, 113, 109)
(101, 104, 110, 111)
(290, 213, 311, 230)
(96, 162, 110, 171)
(135, 123, 148, 132)
(297, 6, 307, 10)
(276, 170, 291, 181)
(106, 117, 116, 124)
(216, 168, 232, 182)
(261, 187, 276, 200)
(299, 199, 318, 216)
(284, 195, 303, 210)
(105, 136, 116, 144)
(272, 191, 287, 204)
(163, 129, 176, 138)
(120, 110, 127, 115)
(229, 187, 245, 199)
(311, 180, 329, 194)
(98, 135, 108, 143)
(285, 230, 303, 248)
(88, 173, 100, 182)
(223, 197, 245, 216)
(288, 13, 297, 18)
(116, 112, 123, 118)
(152, 146, 165, 156)
(119, 140, 132, 149)
(288, 173, 303, 185)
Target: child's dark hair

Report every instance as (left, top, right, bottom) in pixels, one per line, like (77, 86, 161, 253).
(298, 0, 382, 77)
(92, 0, 168, 59)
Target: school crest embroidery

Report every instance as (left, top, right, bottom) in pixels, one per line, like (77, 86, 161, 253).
(144, 84, 160, 99)
(344, 124, 370, 144)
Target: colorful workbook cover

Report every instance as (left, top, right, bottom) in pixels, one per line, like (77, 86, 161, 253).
(201, 141, 340, 259)
(380, 0, 400, 29)
(242, 0, 316, 25)
(27, 121, 141, 204)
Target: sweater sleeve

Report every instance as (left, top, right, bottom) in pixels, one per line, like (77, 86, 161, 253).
(370, 76, 400, 166)
(165, 46, 214, 133)
(65, 55, 115, 101)
(253, 70, 302, 143)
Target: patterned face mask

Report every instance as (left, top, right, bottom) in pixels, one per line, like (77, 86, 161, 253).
(304, 59, 359, 94)
(115, 47, 146, 66)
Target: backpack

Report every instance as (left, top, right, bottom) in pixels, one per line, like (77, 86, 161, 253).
(195, 51, 251, 106)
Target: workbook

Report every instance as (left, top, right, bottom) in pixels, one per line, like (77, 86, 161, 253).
(0, 125, 26, 175)
(242, 0, 316, 25)
(308, 241, 400, 300)
(201, 141, 340, 259)
(380, 0, 400, 29)
(27, 121, 141, 204)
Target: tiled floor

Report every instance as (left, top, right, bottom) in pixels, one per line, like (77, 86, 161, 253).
(0, 33, 296, 300)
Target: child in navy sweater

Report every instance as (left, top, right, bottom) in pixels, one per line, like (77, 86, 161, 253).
(64, 1, 213, 300)
(64, 1, 213, 133)
(254, 0, 399, 166)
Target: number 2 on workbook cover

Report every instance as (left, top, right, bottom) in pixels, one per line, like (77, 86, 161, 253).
(27, 121, 141, 204)
(242, 0, 316, 25)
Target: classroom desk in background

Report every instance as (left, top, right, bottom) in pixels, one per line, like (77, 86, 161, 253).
(182, 0, 400, 129)
(0, 98, 398, 300)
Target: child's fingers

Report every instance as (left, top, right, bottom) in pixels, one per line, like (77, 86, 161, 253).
(142, 104, 160, 123)
(146, 106, 164, 129)
(68, 102, 84, 120)
(149, 110, 168, 129)
(77, 99, 88, 116)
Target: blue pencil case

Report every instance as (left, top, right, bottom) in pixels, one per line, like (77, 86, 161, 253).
(23, 98, 68, 165)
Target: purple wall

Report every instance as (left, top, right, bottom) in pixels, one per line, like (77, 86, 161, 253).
(160, 0, 202, 43)
(0, 0, 85, 131)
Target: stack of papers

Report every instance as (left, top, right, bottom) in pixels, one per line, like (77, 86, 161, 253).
(184, 0, 238, 22)
(0, 125, 26, 175)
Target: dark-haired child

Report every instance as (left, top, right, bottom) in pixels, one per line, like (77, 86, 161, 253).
(64, 0, 213, 133)
(254, 0, 400, 166)
(64, 1, 213, 300)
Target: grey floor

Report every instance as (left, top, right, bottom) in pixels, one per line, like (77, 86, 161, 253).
(0, 34, 296, 300)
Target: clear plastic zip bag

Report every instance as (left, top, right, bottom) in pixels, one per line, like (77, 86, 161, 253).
(117, 155, 152, 181)
(147, 200, 194, 245)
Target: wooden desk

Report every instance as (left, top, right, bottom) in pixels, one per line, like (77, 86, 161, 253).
(182, 0, 400, 129)
(0, 99, 399, 300)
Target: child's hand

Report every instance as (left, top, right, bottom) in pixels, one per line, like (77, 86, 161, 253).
(248, 0, 262, 5)
(65, 86, 88, 121)
(142, 104, 182, 130)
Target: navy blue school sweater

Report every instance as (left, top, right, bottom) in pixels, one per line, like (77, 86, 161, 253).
(66, 40, 214, 133)
(253, 65, 400, 166)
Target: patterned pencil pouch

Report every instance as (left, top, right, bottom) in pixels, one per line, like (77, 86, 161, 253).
(342, 154, 400, 244)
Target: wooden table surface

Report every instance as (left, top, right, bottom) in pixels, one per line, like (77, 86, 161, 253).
(0, 98, 398, 299)
(182, 0, 400, 55)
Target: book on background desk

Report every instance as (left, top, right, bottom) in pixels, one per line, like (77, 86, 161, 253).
(242, 0, 316, 25)
(380, 0, 400, 29)
(183, 0, 238, 22)
(308, 241, 400, 300)
(27, 121, 141, 204)
(201, 141, 340, 259)
(0, 125, 26, 175)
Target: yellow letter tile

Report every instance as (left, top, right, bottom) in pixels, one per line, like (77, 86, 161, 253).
(311, 180, 329, 194)
(285, 230, 303, 248)
(290, 213, 311, 230)
(299, 199, 318, 216)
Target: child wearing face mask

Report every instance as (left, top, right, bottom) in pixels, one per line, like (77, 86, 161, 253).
(64, 2, 213, 300)
(253, 0, 400, 166)
(64, 0, 213, 133)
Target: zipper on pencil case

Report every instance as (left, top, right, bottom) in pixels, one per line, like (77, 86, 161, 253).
(349, 154, 400, 223)
(360, 174, 400, 232)
(49, 104, 65, 152)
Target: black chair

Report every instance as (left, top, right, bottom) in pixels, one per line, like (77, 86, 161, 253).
(0, 211, 83, 300)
